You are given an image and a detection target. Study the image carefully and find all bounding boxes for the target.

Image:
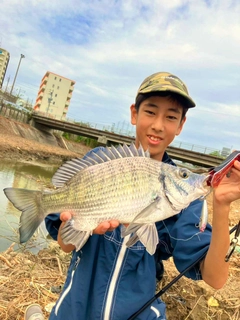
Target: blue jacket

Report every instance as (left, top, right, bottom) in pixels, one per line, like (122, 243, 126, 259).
(45, 150, 212, 320)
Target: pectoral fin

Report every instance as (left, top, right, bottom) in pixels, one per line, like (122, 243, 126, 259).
(126, 224, 159, 255)
(137, 224, 159, 255)
(125, 233, 139, 247)
(123, 223, 142, 236)
(123, 199, 161, 255)
(60, 220, 91, 251)
(124, 198, 161, 237)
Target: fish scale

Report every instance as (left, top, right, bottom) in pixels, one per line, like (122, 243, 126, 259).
(57, 157, 159, 225)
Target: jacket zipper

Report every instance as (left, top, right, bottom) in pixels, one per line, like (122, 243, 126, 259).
(55, 255, 81, 315)
(103, 234, 131, 320)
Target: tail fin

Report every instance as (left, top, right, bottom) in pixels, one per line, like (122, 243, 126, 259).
(3, 188, 44, 243)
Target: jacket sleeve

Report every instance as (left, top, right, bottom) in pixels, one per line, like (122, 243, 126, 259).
(156, 199, 211, 280)
(45, 214, 61, 241)
(172, 200, 211, 279)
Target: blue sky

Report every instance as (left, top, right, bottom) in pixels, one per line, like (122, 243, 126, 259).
(0, 0, 240, 152)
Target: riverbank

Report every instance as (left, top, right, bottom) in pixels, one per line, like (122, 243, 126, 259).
(0, 115, 91, 164)
(0, 131, 90, 163)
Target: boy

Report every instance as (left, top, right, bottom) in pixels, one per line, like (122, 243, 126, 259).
(28, 72, 240, 320)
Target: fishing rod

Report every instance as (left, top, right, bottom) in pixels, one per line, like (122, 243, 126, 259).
(127, 222, 240, 320)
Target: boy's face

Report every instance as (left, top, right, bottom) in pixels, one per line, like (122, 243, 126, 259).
(130, 95, 186, 161)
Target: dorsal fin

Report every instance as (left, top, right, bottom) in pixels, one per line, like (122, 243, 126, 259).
(51, 142, 149, 187)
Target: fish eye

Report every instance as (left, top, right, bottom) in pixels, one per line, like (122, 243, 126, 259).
(179, 168, 189, 179)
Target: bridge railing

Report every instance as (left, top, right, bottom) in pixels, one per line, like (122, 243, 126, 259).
(170, 141, 223, 156)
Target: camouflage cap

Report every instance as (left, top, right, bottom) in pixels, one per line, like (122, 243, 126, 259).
(136, 72, 195, 108)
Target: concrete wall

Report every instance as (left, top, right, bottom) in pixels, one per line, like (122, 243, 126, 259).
(0, 102, 90, 155)
(0, 102, 63, 147)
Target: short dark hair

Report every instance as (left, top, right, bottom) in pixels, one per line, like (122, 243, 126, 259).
(135, 92, 189, 120)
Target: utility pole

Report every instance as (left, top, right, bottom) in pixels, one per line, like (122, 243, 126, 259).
(10, 53, 25, 95)
(46, 90, 53, 115)
(25, 98, 29, 109)
(4, 76, 10, 93)
(17, 88, 21, 98)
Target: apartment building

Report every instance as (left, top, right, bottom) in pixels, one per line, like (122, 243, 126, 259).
(34, 71, 75, 120)
(0, 48, 10, 89)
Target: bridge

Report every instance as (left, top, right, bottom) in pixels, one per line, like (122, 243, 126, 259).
(31, 113, 224, 168)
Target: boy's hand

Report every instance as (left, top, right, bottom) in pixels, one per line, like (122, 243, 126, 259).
(213, 160, 240, 205)
(60, 210, 73, 222)
(93, 220, 120, 234)
(59, 211, 120, 234)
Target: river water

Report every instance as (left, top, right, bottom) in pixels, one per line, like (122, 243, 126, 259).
(0, 161, 58, 253)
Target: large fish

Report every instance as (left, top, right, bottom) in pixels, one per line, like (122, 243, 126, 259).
(4, 143, 209, 255)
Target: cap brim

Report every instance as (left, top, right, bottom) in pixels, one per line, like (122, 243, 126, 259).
(139, 85, 195, 108)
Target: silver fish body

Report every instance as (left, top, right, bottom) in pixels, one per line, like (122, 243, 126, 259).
(3, 143, 208, 255)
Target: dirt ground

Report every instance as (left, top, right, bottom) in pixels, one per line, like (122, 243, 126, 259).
(0, 117, 239, 319)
